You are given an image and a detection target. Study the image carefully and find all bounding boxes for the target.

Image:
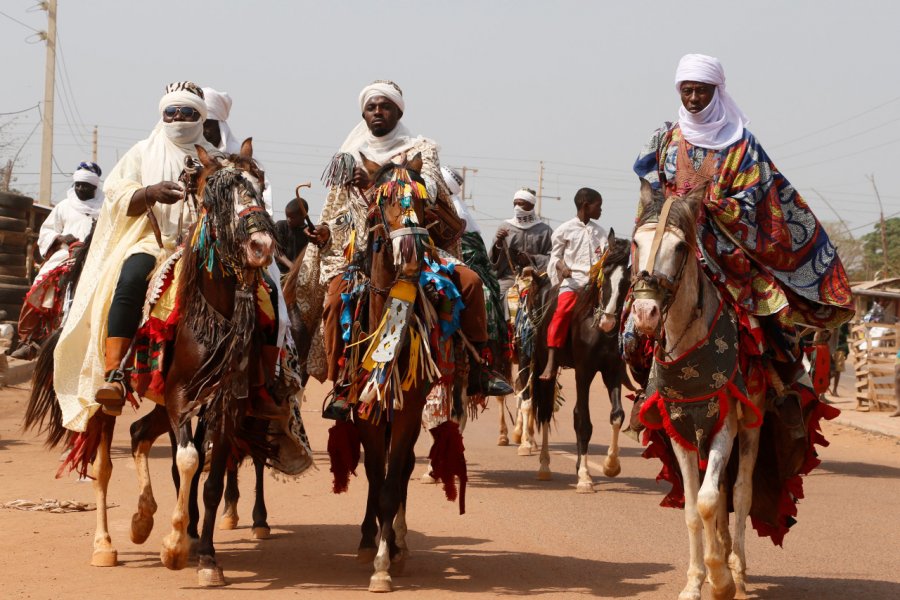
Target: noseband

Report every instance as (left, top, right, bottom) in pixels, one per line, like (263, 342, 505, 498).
(632, 195, 692, 314)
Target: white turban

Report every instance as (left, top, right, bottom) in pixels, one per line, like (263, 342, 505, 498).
(201, 86, 241, 153)
(514, 188, 537, 204)
(72, 167, 100, 188)
(441, 166, 463, 196)
(674, 53, 749, 150)
(358, 81, 405, 114)
(157, 89, 207, 122)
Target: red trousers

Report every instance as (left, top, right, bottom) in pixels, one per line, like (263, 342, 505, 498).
(547, 290, 577, 349)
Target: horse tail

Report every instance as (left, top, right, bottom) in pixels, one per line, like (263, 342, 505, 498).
(22, 329, 69, 448)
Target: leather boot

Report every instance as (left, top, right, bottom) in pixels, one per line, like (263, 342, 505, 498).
(95, 337, 131, 416)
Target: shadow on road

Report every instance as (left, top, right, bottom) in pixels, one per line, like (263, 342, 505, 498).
(817, 458, 900, 479)
(750, 574, 900, 599)
(192, 523, 672, 595)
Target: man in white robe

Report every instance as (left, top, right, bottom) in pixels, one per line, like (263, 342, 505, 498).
(9, 162, 104, 359)
(54, 81, 215, 429)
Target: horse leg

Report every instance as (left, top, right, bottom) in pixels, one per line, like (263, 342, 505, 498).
(574, 369, 594, 493)
(390, 445, 417, 576)
(129, 404, 170, 544)
(370, 405, 422, 593)
(602, 369, 624, 478)
(251, 456, 270, 539)
(497, 396, 509, 446)
(219, 465, 240, 531)
(697, 412, 737, 600)
(672, 444, 704, 600)
(91, 414, 118, 567)
(517, 400, 535, 456)
(536, 422, 552, 481)
(511, 400, 523, 445)
(357, 419, 386, 564)
(729, 425, 760, 599)
(160, 423, 198, 571)
(187, 418, 206, 544)
(195, 437, 230, 587)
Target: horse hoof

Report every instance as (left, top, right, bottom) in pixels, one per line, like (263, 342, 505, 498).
(536, 470, 552, 481)
(357, 547, 377, 563)
(160, 536, 189, 571)
(219, 515, 238, 530)
(198, 566, 227, 587)
(712, 579, 737, 600)
(497, 435, 509, 446)
(91, 549, 117, 567)
(678, 592, 701, 600)
(369, 571, 393, 593)
(511, 431, 522, 445)
(130, 512, 154, 545)
(390, 553, 408, 577)
(252, 526, 271, 540)
(576, 481, 594, 494)
(420, 472, 436, 484)
(517, 445, 532, 456)
(602, 461, 622, 478)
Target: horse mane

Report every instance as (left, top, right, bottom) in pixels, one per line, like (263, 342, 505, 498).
(572, 237, 631, 319)
(635, 185, 699, 244)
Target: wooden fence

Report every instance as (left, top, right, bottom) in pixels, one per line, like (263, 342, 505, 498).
(850, 322, 898, 411)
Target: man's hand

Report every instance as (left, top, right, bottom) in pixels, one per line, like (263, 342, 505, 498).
(351, 167, 371, 190)
(146, 181, 184, 205)
(306, 224, 330, 247)
(558, 264, 572, 279)
(495, 228, 509, 242)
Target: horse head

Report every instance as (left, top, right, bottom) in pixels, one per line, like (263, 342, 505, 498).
(364, 151, 429, 281)
(596, 228, 631, 333)
(195, 139, 276, 278)
(630, 178, 704, 336)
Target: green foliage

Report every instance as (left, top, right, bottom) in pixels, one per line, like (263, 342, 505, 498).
(860, 217, 900, 280)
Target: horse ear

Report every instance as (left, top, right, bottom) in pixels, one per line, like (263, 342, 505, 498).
(638, 178, 655, 215)
(407, 153, 423, 174)
(359, 151, 381, 178)
(607, 227, 616, 247)
(239, 137, 253, 159)
(195, 144, 216, 168)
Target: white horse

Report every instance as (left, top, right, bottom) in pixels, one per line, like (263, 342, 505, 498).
(631, 180, 764, 600)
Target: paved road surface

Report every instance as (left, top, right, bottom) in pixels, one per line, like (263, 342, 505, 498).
(1, 372, 898, 599)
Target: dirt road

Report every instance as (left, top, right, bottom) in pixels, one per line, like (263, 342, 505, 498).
(1, 372, 898, 599)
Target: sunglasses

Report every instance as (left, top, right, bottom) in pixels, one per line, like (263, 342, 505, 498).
(163, 106, 200, 119)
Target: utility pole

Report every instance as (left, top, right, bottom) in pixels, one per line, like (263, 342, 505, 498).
(38, 0, 58, 207)
(92, 125, 98, 163)
(536, 160, 544, 217)
(459, 166, 478, 209)
(868, 174, 889, 278)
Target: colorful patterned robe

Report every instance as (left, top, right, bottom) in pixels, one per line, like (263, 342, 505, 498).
(634, 123, 853, 334)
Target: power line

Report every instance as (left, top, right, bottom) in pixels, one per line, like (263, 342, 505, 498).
(0, 9, 40, 33)
(55, 30, 92, 141)
(0, 103, 40, 116)
(770, 94, 900, 149)
(777, 117, 900, 161)
(785, 137, 900, 171)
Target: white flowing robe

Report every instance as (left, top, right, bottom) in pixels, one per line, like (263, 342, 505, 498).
(54, 131, 214, 432)
(35, 189, 102, 280)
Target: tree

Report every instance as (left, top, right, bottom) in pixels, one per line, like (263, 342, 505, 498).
(860, 217, 900, 280)
(822, 220, 868, 281)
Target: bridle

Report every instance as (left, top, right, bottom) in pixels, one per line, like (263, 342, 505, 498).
(370, 166, 430, 284)
(631, 195, 705, 352)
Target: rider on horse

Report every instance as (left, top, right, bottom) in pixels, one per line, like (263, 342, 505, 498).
(53, 81, 216, 429)
(539, 188, 607, 381)
(303, 80, 512, 399)
(11, 162, 104, 360)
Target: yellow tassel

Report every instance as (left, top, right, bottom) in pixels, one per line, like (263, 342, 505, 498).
(402, 327, 421, 391)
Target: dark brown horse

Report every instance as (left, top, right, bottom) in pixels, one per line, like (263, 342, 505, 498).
(516, 231, 631, 490)
(329, 154, 467, 592)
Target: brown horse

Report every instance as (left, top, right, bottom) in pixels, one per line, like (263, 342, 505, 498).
(329, 154, 468, 592)
(515, 231, 631, 490)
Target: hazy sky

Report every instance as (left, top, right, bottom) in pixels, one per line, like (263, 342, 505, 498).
(2, 1, 899, 244)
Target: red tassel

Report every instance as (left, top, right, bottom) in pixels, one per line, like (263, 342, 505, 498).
(427, 421, 468, 514)
(327, 419, 360, 494)
(56, 415, 103, 479)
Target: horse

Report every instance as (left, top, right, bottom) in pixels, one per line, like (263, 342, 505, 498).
(630, 179, 765, 600)
(515, 230, 631, 491)
(328, 153, 469, 593)
(24, 138, 294, 585)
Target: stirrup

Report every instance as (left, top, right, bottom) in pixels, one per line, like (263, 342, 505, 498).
(322, 386, 351, 421)
(95, 369, 128, 415)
